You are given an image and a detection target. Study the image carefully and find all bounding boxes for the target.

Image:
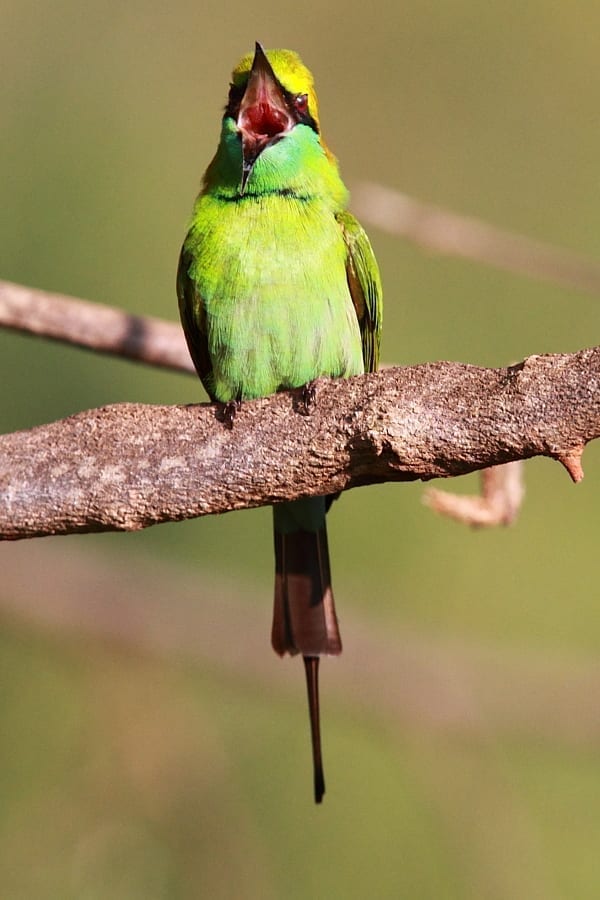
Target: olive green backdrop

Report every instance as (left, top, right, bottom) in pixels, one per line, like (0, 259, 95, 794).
(1, 1, 599, 897)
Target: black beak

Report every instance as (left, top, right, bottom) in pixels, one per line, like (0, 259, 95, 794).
(237, 42, 294, 190)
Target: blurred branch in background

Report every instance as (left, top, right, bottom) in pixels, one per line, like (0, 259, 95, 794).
(0, 279, 194, 374)
(3, 539, 600, 748)
(1, 348, 598, 539)
(425, 462, 525, 527)
(352, 182, 600, 295)
(3, 184, 600, 370)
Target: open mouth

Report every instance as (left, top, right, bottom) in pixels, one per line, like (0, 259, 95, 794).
(237, 44, 295, 187)
(241, 99, 291, 140)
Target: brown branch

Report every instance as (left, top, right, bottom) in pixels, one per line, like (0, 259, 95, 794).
(5, 176, 600, 389)
(1, 349, 598, 540)
(424, 462, 525, 527)
(0, 278, 195, 373)
(352, 182, 600, 295)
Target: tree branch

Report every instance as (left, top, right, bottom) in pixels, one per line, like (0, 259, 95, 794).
(352, 182, 600, 295)
(1, 348, 598, 540)
(424, 462, 525, 527)
(0, 278, 194, 373)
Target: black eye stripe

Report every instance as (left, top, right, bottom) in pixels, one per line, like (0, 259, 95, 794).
(225, 81, 246, 119)
(280, 85, 319, 133)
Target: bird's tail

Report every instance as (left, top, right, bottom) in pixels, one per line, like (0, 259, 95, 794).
(272, 497, 342, 657)
(271, 497, 342, 803)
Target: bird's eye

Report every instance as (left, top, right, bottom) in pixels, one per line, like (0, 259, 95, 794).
(294, 93, 309, 114)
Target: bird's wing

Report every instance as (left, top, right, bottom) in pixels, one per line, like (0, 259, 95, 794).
(336, 211, 383, 374)
(176, 244, 215, 398)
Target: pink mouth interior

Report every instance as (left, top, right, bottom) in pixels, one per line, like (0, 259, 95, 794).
(244, 101, 289, 138)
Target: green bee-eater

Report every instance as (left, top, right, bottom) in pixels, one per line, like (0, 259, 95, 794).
(177, 43, 382, 802)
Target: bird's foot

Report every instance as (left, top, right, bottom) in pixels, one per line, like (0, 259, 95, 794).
(219, 399, 242, 429)
(299, 380, 318, 415)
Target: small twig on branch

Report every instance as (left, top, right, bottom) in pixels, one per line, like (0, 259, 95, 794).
(0, 279, 194, 374)
(352, 182, 600, 295)
(1, 349, 597, 540)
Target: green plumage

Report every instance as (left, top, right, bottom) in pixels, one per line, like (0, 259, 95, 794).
(177, 44, 382, 802)
(178, 121, 381, 401)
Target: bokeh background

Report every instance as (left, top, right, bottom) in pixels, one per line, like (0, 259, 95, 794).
(2, 1, 600, 897)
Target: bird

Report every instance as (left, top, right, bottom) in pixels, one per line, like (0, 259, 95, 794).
(177, 42, 382, 803)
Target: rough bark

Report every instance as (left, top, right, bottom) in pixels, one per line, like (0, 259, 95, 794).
(1, 348, 598, 540)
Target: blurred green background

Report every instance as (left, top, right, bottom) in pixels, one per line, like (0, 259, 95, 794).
(2, 1, 600, 897)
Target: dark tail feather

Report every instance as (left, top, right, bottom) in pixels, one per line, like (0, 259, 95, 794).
(272, 512, 341, 804)
(271, 526, 342, 657)
(304, 656, 325, 803)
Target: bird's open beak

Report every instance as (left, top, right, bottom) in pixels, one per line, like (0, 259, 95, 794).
(238, 42, 294, 189)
